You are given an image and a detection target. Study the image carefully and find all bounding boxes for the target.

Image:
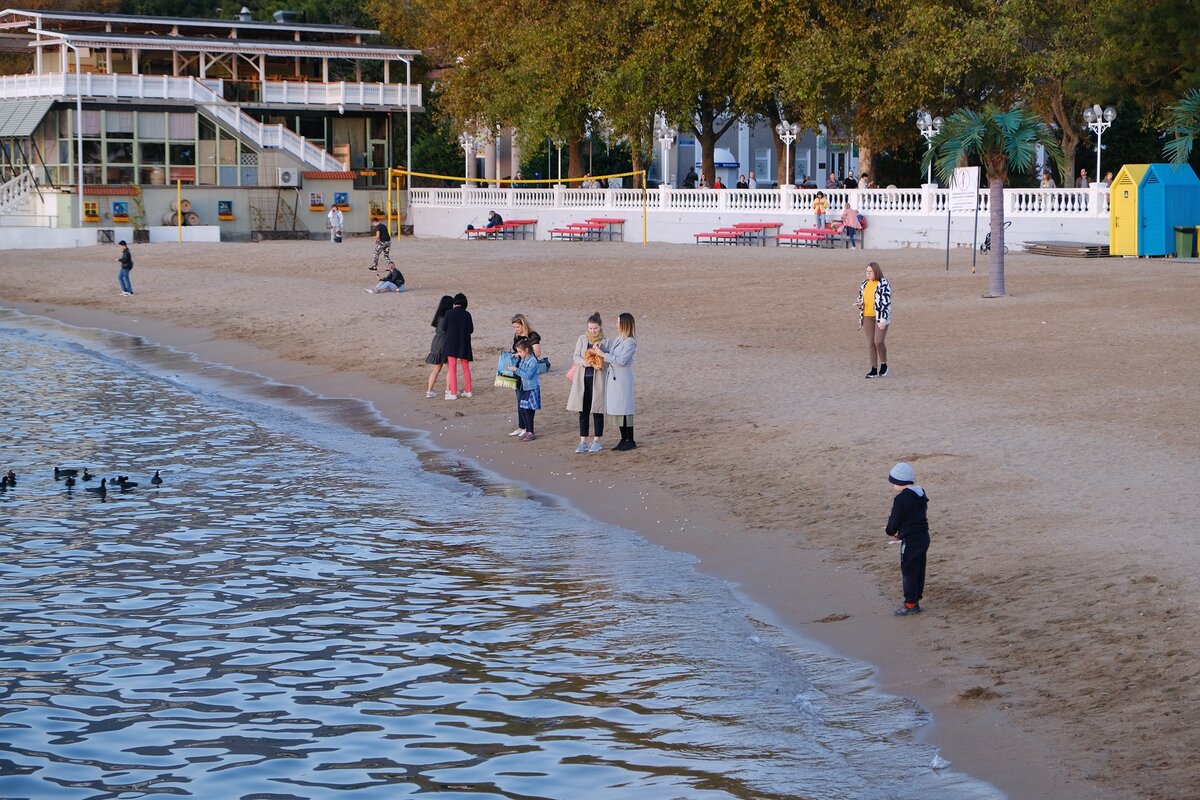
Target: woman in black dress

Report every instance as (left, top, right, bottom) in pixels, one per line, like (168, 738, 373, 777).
(424, 295, 453, 398)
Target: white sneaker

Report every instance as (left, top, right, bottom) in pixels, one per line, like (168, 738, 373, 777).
(444, 393, 457, 400)
(425, 391, 438, 398)
(461, 392, 472, 398)
(508, 428, 525, 437)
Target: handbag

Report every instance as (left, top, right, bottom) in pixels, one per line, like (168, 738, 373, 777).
(566, 363, 578, 382)
(537, 357, 551, 375)
(496, 351, 516, 375)
(494, 374, 518, 389)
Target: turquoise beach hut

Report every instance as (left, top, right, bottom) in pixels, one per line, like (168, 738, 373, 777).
(1137, 163, 1200, 256)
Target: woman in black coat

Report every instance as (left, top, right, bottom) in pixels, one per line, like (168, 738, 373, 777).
(442, 292, 474, 399)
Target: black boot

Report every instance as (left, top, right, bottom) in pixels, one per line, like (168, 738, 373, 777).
(614, 426, 631, 451)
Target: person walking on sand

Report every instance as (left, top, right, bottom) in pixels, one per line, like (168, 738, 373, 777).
(424, 295, 453, 398)
(507, 314, 542, 437)
(327, 205, 344, 243)
(511, 337, 541, 441)
(369, 219, 393, 272)
(884, 462, 930, 616)
(599, 312, 637, 450)
(442, 293, 473, 399)
(566, 312, 608, 453)
(116, 240, 134, 295)
(857, 262, 892, 379)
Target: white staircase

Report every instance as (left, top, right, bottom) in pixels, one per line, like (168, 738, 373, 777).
(0, 171, 37, 221)
(0, 73, 344, 172)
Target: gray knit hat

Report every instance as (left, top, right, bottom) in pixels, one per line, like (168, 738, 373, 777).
(888, 462, 915, 486)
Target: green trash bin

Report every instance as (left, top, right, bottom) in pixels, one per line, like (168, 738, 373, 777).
(1174, 226, 1196, 258)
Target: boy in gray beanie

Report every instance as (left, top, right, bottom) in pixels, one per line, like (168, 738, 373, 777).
(885, 462, 930, 616)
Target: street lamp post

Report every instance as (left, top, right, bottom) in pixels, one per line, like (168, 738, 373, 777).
(551, 137, 564, 184)
(775, 120, 798, 187)
(1082, 104, 1116, 183)
(654, 119, 677, 187)
(458, 131, 476, 186)
(917, 111, 944, 185)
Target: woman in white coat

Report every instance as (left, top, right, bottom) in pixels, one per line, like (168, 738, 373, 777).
(600, 312, 638, 451)
(566, 312, 607, 453)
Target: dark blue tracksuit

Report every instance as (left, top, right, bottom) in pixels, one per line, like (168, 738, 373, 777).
(886, 486, 930, 605)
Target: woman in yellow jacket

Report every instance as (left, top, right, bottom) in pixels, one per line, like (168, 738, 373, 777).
(813, 191, 829, 228)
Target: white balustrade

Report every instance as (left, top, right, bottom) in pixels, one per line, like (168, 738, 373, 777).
(407, 185, 1114, 221)
(0, 170, 37, 214)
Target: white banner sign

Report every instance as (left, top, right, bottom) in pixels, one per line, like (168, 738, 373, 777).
(949, 166, 981, 213)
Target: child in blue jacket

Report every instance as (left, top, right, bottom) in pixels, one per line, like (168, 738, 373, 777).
(885, 462, 930, 616)
(513, 338, 541, 441)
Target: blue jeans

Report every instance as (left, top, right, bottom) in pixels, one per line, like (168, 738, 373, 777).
(845, 228, 857, 248)
(119, 268, 133, 293)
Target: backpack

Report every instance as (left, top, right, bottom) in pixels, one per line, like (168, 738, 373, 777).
(857, 214, 867, 229)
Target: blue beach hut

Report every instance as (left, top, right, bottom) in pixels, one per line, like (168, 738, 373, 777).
(1137, 163, 1200, 256)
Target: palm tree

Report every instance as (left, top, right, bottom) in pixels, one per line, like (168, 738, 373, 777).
(923, 104, 1063, 297)
(1163, 88, 1200, 167)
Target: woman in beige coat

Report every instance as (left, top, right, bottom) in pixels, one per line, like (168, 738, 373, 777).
(565, 312, 607, 453)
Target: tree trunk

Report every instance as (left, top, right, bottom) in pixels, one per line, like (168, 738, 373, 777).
(988, 176, 1007, 297)
(568, 136, 585, 179)
(1046, 83, 1080, 187)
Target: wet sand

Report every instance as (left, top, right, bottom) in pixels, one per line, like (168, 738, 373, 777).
(3, 237, 1198, 799)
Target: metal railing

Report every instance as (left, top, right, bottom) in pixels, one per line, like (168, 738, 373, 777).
(0, 73, 383, 172)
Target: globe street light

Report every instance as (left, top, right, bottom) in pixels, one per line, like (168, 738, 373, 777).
(1082, 104, 1116, 184)
(917, 111, 944, 185)
(775, 120, 798, 187)
(654, 118, 677, 186)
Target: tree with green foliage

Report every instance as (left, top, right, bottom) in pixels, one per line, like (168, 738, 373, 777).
(1162, 89, 1200, 169)
(925, 104, 1062, 297)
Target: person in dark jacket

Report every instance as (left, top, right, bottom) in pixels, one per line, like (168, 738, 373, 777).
(116, 240, 134, 295)
(441, 292, 474, 399)
(884, 462, 930, 616)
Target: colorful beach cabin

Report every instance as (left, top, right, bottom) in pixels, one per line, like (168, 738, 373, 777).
(1136, 164, 1200, 256)
(1109, 165, 1148, 256)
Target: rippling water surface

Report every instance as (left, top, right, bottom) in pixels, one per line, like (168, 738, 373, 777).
(0, 310, 1001, 800)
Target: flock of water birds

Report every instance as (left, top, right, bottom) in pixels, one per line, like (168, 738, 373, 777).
(0, 467, 163, 500)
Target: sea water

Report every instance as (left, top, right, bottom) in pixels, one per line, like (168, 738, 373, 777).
(0, 309, 1003, 800)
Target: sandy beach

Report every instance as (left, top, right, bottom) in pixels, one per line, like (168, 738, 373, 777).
(3, 237, 1198, 799)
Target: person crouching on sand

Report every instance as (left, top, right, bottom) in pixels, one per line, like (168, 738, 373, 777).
(512, 338, 541, 441)
(885, 462, 930, 616)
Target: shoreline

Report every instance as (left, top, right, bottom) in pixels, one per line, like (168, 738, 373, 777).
(0, 299, 1094, 800)
(5, 239, 1196, 798)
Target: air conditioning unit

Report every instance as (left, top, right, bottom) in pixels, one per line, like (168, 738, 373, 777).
(277, 167, 300, 187)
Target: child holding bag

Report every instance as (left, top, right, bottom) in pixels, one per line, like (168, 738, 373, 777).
(512, 338, 541, 441)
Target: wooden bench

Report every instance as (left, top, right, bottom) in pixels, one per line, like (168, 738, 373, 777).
(586, 217, 626, 241)
(779, 226, 840, 248)
(464, 219, 539, 240)
(776, 232, 827, 247)
(694, 229, 746, 245)
(731, 221, 782, 246)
